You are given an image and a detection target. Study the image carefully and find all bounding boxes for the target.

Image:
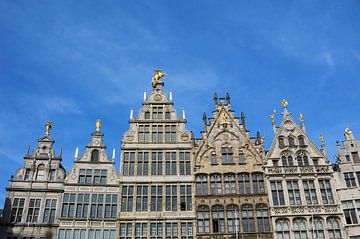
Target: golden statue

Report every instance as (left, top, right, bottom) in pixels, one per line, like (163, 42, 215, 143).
(269, 109, 276, 122)
(96, 119, 101, 132)
(299, 113, 304, 121)
(280, 99, 288, 108)
(345, 127, 352, 135)
(45, 121, 52, 135)
(152, 68, 167, 87)
(221, 110, 227, 124)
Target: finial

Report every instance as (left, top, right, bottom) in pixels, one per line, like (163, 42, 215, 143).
(320, 134, 325, 147)
(26, 144, 30, 156)
(226, 92, 230, 104)
(182, 109, 186, 119)
(45, 121, 52, 135)
(299, 112, 304, 122)
(59, 146, 62, 158)
(345, 127, 352, 135)
(130, 110, 134, 120)
(74, 147, 79, 159)
(203, 112, 207, 122)
(112, 149, 116, 160)
(143, 91, 147, 101)
(280, 99, 288, 108)
(241, 112, 246, 128)
(169, 91, 173, 101)
(151, 68, 166, 88)
(269, 109, 276, 123)
(96, 119, 101, 132)
(214, 93, 218, 104)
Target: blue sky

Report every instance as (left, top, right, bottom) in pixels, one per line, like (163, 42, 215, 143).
(0, 1, 360, 206)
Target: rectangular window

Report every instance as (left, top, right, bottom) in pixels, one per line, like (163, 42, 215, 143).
(179, 152, 191, 175)
(221, 148, 233, 163)
(344, 172, 357, 187)
(43, 198, 57, 223)
(166, 222, 178, 239)
(137, 152, 149, 176)
(270, 181, 285, 206)
(90, 194, 104, 218)
(75, 193, 90, 218)
(151, 152, 163, 175)
(303, 180, 318, 205)
(253, 173, 265, 194)
(120, 223, 133, 239)
(181, 222, 193, 238)
(352, 152, 360, 164)
(210, 174, 222, 195)
(152, 107, 163, 119)
(180, 185, 192, 211)
(239, 153, 245, 164)
(152, 125, 163, 142)
(61, 193, 76, 218)
(165, 125, 177, 142)
(138, 125, 150, 142)
(123, 152, 135, 176)
(135, 223, 147, 238)
(224, 174, 236, 194)
(150, 223, 163, 239)
(165, 185, 177, 211)
(287, 180, 301, 205)
(150, 185, 163, 211)
(238, 173, 251, 194)
(343, 200, 358, 224)
(196, 175, 208, 195)
(165, 111, 171, 119)
(10, 198, 25, 222)
(105, 194, 117, 219)
(121, 186, 134, 212)
(319, 179, 334, 204)
(24, 168, 31, 180)
(26, 198, 41, 222)
(136, 185, 148, 211)
(165, 152, 177, 175)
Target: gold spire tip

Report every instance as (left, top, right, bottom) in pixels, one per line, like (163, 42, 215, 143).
(280, 99, 288, 108)
(45, 121, 53, 135)
(96, 119, 101, 132)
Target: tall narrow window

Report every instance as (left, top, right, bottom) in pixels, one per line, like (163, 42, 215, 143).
(10, 198, 25, 222)
(179, 152, 191, 175)
(281, 154, 294, 166)
(256, 204, 270, 232)
(238, 152, 245, 164)
(196, 174, 208, 195)
(120, 223, 133, 239)
(210, 152, 217, 165)
(123, 152, 135, 176)
(165, 125, 177, 142)
(344, 172, 356, 187)
(275, 219, 290, 239)
(24, 168, 31, 180)
(278, 137, 285, 147)
(226, 205, 239, 233)
(293, 218, 307, 239)
(138, 125, 149, 142)
(224, 174, 236, 194)
(151, 152, 163, 175)
(137, 152, 149, 176)
(221, 147, 233, 163)
(319, 179, 334, 204)
(352, 152, 360, 164)
(43, 198, 57, 223)
(327, 217, 342, 239)
(136, 185, 148, 211)
(197, 206, 210, 234)
(105, 194, 117, 219)
(238, 173, 251, 194)
(343, 200, 358, 224)
(36, 165, 45, 181)
(212, 205, 225, 233)
(297, 152, 309, 166)
(165, 185, 177, 211)
(298, 136, 305, 146)
(91, 149, 99, 163)
(253, 173, 265, 194)
(152, 106, 163, 119)
(180, 185, 192, 211)
(61, 193, 76, 218)
(166, 222, 178, 239)
(75, 193, 89, 218)
(311, 218, 325, 238)
(288, 137, 295, 147)
(270, 181, 285, 206)
(165, 152, 177, 175)
(303, 180, 318, 205)
(150, 223, 163, 239)
(181, 222, 193, 239)
(242, 205, 255, 232)
(152, 125, 163, 142)
(210, 174, 222, 195)
(150, 185, 163, 211)
(121, 186, 134, 212)
(90, 194, 104, 218)
(135, 223, 148, 239)
(287, 180, 301, 205)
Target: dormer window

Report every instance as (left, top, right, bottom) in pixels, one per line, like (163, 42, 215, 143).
(288, 137, 295, 147)
(221, 147, 233, 164)
(36, 165, 45, 181)
(298, 136, 305, 146)
(91, 149, 99, 163)
(278, 137, 285, 147)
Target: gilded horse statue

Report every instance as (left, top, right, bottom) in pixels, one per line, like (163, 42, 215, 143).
(152, 68, 167, 87)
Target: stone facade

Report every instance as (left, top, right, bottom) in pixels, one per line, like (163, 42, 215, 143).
(0, 131, 66, 238)
(334, 129, 360, 238)
(265, 105, 346, 239)
(194, 94, 272, 239)
(118, 80, 195, 238)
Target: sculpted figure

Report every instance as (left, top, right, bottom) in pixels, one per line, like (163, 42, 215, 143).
(152, 68, 167, 87)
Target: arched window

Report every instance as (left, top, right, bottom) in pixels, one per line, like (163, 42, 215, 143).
(242, 205, 255, 232)
(212, 205, 225, 233)
(226, 205, 239, 233)
(238, 173, 251, 194)
(275, 219, 290, 239)
(288, 137, 295, 147)
(298, 136, 305, 146)
(293, 218, 307, 238)
(327, 217, 342, 239)
(281, 153, 294, 166)
(196, 174, 208, 195)
(210, 174, 222, 195)
(252, 173, 265, 193)
(238, 151, 246, 164)
(224, 174, 236, 194)
(256, 204, 270, 232)
(210, 152, 217, 165)
(297, 151, 309, 166)
(311, 218, 325, 238)
(91, 149, 99, 163)
(278, 137, 285, 147)
(36, 164, 45, 181)
(197, 206, 210, 234)
(221, 147, 233, 163)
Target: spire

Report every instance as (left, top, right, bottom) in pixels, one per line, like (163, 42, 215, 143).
(143, 91, 147, 101)
(74, 147, 79, 159)
(299, 112, 306, 133)
(169, 91, 173, 101)
(130, 110, 134, 120)
(112, 148, 116, 161)
(203, 112, 207, 132)
(26, 144, 30, 156)
(214, 93, 218, 105)
(96, 119, 101, 132)
(280, 99, 290, 117)
(59, 146, 62, 158)
(241, 112, 246, 129)
(226, 92, 230, 104)
(269, 109, 277, 134)
(182, 109, 186, 119)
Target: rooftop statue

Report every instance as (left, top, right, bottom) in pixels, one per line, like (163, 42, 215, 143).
(152, 68, 167, 88)
(45, 121, 52, 135)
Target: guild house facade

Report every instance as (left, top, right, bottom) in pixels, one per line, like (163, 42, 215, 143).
(0, 69, 356, 238)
